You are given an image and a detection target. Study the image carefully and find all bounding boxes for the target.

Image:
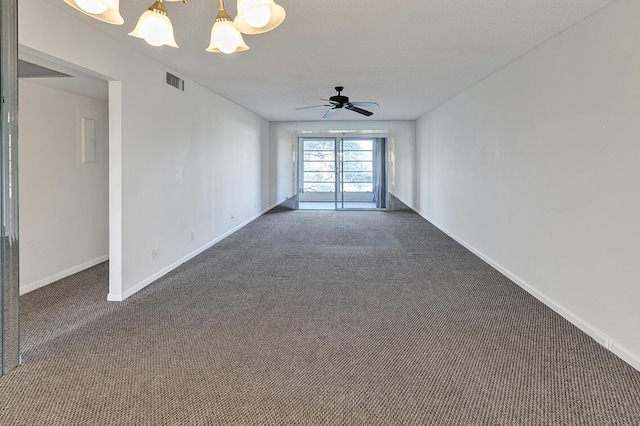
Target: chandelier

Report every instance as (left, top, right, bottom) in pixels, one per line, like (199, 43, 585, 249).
(63, 0, 286, 54)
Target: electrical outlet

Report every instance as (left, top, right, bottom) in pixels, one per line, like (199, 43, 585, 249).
(152, 248, 159, 260)
(190, 231, 195, 241)
(230, 214, 234, 220)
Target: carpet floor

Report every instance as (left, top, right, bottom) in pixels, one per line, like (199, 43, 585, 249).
(1, 210, 639, 425)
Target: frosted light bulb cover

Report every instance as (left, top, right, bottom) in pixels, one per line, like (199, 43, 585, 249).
(129, 10, 179, 48)
(212, 21, 241, 54)
(141, 14, 171, 46)
(75, 0, 109, 14)
(64, 0, 124, 25)
(206, 20, 250, 54)
(234, 0, 285, 35)
(243, 4, 271, 28)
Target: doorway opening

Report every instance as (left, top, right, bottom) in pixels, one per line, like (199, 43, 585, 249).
(298, 136, 387, 210)
(16, 49, 113, 354)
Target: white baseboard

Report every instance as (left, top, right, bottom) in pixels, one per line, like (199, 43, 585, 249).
(610, 342, 640, 373)
(20, 255, 109, 295)
(415, 209, 640, 373)
(107, 204, 280, 302)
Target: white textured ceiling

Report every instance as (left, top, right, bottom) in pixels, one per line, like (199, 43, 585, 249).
(45, 0, 614, 121)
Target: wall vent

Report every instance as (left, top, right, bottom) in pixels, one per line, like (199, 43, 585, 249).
(166, 72, 184, 91)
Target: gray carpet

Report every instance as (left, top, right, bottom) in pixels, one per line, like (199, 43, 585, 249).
(1, 210, 639, 425)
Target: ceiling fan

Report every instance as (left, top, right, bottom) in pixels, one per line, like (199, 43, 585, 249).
(296, 86, 380, 118)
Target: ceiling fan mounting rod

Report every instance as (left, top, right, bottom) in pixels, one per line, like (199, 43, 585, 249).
(335, 86, 344, 94)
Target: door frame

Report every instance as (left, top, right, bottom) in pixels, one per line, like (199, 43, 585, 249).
(1, 0, 20, 375)
(296, 132, 390, 211)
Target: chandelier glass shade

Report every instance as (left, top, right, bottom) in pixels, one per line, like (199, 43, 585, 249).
(63, 0, 124, 25)
(206, 0, 249, 54)
(234, 0, 285, 35)
(75, 0, 109, 14)
(207, 21, 250, 54)
(128, 1, 179, 48)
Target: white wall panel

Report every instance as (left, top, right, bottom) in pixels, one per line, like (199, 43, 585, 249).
(416, 0, 640, 369)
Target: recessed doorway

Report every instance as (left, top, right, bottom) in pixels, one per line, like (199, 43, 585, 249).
(298, 137, 387, 210)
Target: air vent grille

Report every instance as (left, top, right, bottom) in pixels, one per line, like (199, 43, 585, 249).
(166, 72, 184, 91)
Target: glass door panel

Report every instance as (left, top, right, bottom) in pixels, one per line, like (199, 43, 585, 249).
(299, 138, 337, 209)
(337, 139, 377, 209)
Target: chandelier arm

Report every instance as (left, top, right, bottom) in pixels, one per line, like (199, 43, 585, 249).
(149, 1, 167, 15)
(216, 0, 232, 21)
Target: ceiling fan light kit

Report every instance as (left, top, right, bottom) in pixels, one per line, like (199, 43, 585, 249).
(63, 0, 285, 53)
(63, 0, 124, 25)
(296, 86, 380, 119)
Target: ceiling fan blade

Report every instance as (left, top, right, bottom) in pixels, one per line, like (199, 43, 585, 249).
(350, 102, 379, 108)
(321, 98, 339, 105)
(323, 108, 337, 119)
(345, 104, 374, 116)
(295, 104, 331, 110)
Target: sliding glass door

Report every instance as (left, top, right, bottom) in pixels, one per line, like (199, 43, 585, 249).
(1, 0, 21, 375)
(298, 137, 386, 210)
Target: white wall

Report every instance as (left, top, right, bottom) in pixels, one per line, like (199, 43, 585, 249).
(19, 80, 109, 294)
(270, 120, 416, 207)
(415, 0, 640, 370)
(388, 121, 417, 206)
(270, 122, 296, 204)
(20, 1, 271, 300)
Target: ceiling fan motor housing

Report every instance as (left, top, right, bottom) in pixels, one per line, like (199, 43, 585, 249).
(329, 86, 348, 107)
(329, 94, 349, 107)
